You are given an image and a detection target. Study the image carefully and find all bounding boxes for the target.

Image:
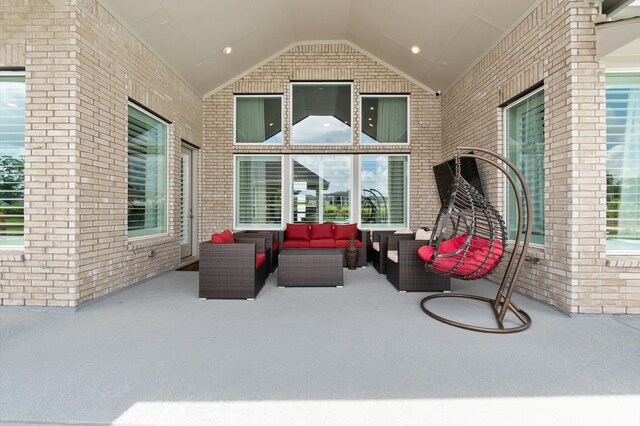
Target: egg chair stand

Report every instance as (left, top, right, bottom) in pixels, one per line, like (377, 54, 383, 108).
(420, 147, 532, 334)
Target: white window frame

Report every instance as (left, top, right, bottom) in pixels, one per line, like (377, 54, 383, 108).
(233, 154, 284, 230)
(0, 70, 26, 248)
(288, 154, 354, 224)
(127, 101, 170, 241)
(233, 94, 284, 145)
(358, 154, 410, 230)
(503, 86, 545, 248)
(290, 82, 354, 146)
(359, 94, 410, 145)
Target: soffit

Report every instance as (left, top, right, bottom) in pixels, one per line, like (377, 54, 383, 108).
(97, 0, 543, 97)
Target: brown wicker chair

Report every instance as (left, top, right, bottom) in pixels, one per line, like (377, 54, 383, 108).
(371, 230, 396, 274)
(386, 235, 451, 292)
(234, 230, 280, 273)
(198, 239, 267, 300)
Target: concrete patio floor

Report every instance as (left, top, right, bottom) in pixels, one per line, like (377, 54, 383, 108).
(1, 266, 639, 425)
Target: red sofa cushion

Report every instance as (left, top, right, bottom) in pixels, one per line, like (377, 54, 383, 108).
(335, 239, 362, 249)
(283, 239, 310, 249)
(310, 239, 336, 248)
(255, 253, 266, 268)
(221, 229, 235, 243)
(286, 223, 310, 240)
(417, 235, 503, 279)
(334, 223, 358, 240)
(310, 223, 334, 240)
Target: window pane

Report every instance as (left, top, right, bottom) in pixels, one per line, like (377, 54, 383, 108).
(292, 155, 352, 223)
(236, 156, 282, 228)
(361, 96, 408, 144)
(291, 84, 352, 145)
(128, 105, 167, 239)
(235, 96, 282, 144)
(361, 155, 408, 227)
(606, 73, 640, 252)
(506, 89, 544, 245)
(0, 75, 25, 246)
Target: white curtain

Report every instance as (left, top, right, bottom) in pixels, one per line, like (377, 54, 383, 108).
(237, 98, 265, 142)
(619, 90, 640, 238)
(377, 98, 407, 143)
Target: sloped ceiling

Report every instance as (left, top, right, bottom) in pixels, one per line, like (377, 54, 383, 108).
(97, 0, 543, 97)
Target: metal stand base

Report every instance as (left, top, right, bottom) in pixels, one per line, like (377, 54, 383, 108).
(420, 293, 531, 334)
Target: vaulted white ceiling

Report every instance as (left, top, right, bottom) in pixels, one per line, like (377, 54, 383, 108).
(98, 0, 543, 97)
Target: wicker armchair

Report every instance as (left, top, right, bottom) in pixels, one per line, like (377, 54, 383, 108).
(371, 230, 396, 274)
(234, 230, 280, 273)
(198, 238, 267, 300)
(386, 235, 451, 292)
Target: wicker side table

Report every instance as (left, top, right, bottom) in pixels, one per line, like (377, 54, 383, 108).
(278, 249, 343, 287)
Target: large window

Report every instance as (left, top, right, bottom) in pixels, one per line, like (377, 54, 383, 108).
(0, 73, 25, 246)
(606, 73, 640, 252)
(291, 83, 352, 145)
(128, 104, 168, 239)
(235, 155, 282, 229)
(234, 95, 282, 144)
(361, 95, 409, 144)
(292, 155, 352, 223)
(360, 155, 408, 228)
(505, 88, 545, 245)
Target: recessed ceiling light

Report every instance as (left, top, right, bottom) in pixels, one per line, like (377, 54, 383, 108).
(323, 123, 330, 127)
(411, 46, 421, 54)
(223, 46, 232, 55)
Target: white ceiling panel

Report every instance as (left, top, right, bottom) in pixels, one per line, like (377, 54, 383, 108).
(475, 0, 537, 30)
(291, 0, 350, 40)
(98, 0, 542, 96)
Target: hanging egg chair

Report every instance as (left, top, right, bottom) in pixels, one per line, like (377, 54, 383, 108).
(418, 147, 533, 334)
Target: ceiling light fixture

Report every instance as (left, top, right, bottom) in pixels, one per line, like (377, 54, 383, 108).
(411, 46, 421, 54)
(323, 123, 330, 127)
(223, 46, 232, 55)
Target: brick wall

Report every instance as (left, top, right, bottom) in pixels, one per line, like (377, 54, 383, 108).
(441, 0, 640, 314)
(202, 43, 442, 240)
(0, 0, 202, 307)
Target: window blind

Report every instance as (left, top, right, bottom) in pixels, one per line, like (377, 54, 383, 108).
(236, 156, 282, 228)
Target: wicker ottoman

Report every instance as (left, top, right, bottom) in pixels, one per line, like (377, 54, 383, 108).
(278, 249, 343, 287)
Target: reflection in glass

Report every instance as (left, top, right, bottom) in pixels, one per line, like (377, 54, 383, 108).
(292, 84, 352, 145)
(0, 75, 25, 246)
(361, 96, 408, 144)
(235, 96, 282, 144)
(360, 155, 408, 227)
(292, 155, 351, 223)
(506, 89, 545, 245)
(606, 74, 640, 252)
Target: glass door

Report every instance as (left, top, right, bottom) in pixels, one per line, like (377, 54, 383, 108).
(180, 144, 196, 258)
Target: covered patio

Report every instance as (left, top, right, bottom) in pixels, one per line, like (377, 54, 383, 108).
(2, 269, 639, 424)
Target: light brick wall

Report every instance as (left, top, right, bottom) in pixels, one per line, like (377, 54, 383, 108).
(202, 43, 442, 240)
(442, 0, 640, 314)
(0, 0, 202, 307)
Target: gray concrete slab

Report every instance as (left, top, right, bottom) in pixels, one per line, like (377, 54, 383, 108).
(1, 266, 639, 425)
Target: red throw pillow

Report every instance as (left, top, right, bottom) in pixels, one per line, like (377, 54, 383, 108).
(334, 223, 358, 240)
(220, 229, 235, 243)
(286, 223, 310, 240)
(310, 223, 334, 240)
(211, 233, 225, 244)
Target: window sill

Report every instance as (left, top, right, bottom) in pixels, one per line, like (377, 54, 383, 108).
(606, 255, 640, 268)
(128, 236, 176, 251)
(0, 249, 25, 262)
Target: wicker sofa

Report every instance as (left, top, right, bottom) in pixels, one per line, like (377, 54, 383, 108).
(385, 233, 451, 292)
(198, 230, 268, 299)
(279, 223, 368, 267)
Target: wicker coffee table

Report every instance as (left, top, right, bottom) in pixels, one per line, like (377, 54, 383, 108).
(278, 249, 344, 287)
